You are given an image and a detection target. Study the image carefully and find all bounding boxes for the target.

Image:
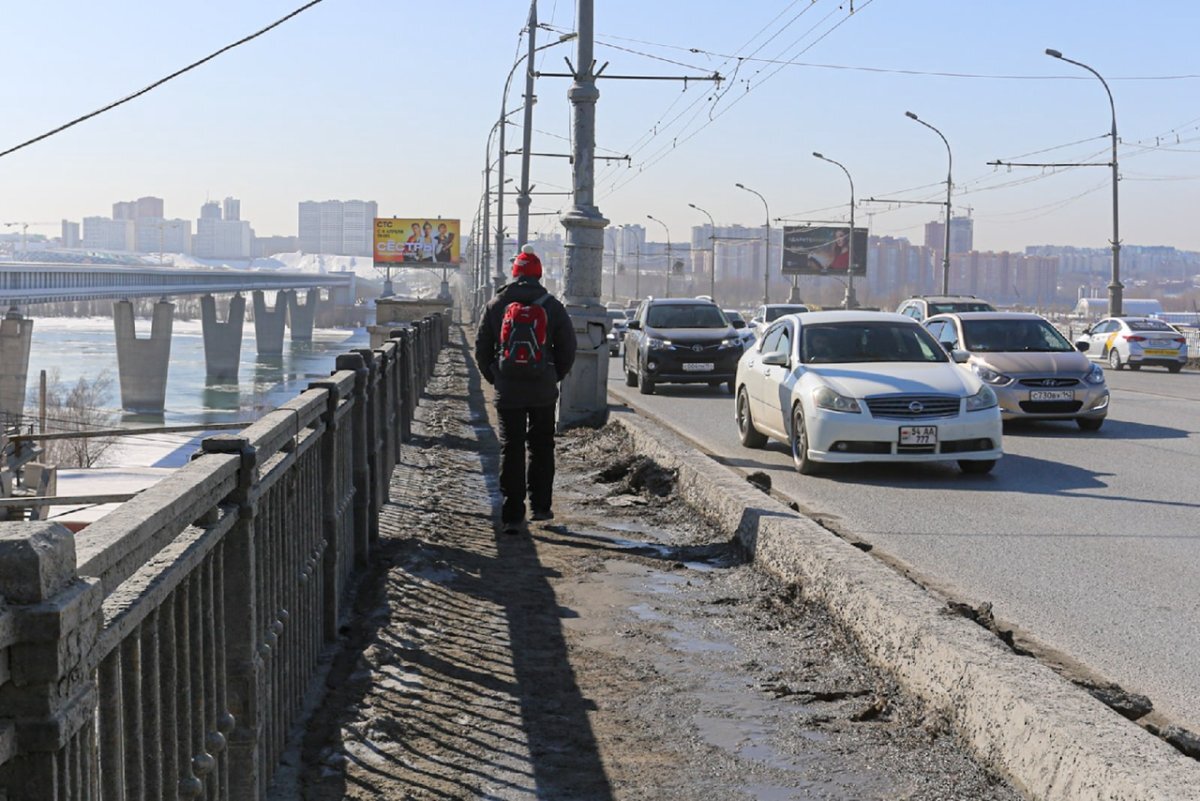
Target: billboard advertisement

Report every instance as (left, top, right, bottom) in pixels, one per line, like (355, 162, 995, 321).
(781, 226, 867, 276)
(374, 218, 461, 266)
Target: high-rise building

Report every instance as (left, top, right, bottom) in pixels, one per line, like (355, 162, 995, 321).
(82, 217, 135, 251)
(194, 200, 251, 259)
(924, 216, 974, 266)
(113, 196, 164, 220)
(61, 220, 80, 249)
(134, 218, 193, 256)
(297, 199, 378, 256)
(223, 197, 241, 222)
(200, 201, 222, 220)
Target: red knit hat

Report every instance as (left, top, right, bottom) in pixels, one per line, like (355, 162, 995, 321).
(512, 244, 543, 279)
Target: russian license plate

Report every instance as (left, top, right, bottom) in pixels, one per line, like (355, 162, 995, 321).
(1144, 348, 1177, 356)
(1030, 390, 1075, 401)
(899, 425, 937, 446)
(682, 362, 714, 372)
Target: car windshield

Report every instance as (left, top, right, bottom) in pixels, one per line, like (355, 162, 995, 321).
(800, 322, 948, 364)
(606, 310, 625, 321)
(765, 305, 809, 322)
(961, 319, 1073, 352)
(645, 304, 728, 328)
(929, 301, 995, 314)
(1127, 319, 1174, 332)
(724, 310, 745, 323)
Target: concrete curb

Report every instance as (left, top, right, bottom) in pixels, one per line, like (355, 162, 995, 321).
(611, 408, 1200, 801)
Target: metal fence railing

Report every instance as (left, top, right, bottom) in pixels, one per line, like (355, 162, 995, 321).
(0, 311, 452, 800)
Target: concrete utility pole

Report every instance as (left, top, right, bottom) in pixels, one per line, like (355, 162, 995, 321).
(905, 111, 953, 295)
(1046, 49, 1122, 317)
(813, 152, 857, 309)
(688, 203, 717, 301)
(646, 215, 671, 297)
(736, 183, 771, 306)
(557, 0, 610, 429)
(516, 0, 538, 249)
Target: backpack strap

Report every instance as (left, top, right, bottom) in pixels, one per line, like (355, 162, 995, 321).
(531, 292, 550, 307)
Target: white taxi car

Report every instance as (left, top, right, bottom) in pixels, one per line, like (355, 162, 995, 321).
(1078, 317, 1188, 373)
(734, 311, 1003, 474)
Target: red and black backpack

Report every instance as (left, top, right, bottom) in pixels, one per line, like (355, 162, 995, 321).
(498, 293, 550, 378)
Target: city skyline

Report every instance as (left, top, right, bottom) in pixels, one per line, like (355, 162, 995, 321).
(1, 1, 1199, 256)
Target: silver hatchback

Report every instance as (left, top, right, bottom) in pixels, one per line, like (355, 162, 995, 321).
(924, 312, 1109, 431)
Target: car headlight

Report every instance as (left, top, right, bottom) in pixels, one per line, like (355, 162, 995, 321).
(813, 386, 861, 413)
(965, 384, 999, 411)
(646, 337, 671, 349)
(719, 337, 742, 349)
(971, 364, 1013, 386)
(1084, 364, 1106, 385)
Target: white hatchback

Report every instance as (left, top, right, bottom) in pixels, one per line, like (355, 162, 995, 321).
(734, 311, 1003, 474)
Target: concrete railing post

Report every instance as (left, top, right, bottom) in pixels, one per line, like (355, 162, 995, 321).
(353, 350, 384, 541)
(197, 435, 262, 799)
(303, 378, 345, 645)
(335, 354, 372, 569)
(388, 331, 412, 445)
(0, 522, 104, 801)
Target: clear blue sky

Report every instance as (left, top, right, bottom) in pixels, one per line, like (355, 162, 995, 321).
(2, 0, 1199, 253)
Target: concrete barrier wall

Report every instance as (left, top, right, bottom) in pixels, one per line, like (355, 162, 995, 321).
(0, 315, 447, 801)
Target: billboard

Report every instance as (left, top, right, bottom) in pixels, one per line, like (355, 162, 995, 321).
(374, 218, 461, 266)
(781, 226, 867, 276)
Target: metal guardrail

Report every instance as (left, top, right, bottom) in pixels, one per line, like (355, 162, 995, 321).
(0, 310, 452, 800)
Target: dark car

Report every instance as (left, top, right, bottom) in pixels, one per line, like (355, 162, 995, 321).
(606, 309, 629, 355)
(622, 298, 745, 395)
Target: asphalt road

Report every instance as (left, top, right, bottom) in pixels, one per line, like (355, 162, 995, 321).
(608, 358, 1200, 734)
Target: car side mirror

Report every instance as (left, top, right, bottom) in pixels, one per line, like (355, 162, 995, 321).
(950, 349, 971, 364)
(761, 351, 790, 367)
(751, 317, 762, 325)
(731, 319, 746, 329)
(1075, 340, 1090, 352)
(627, 320, 641, 330)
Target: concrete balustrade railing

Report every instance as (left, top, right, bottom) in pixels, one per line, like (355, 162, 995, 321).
(0, 312, 450, 800)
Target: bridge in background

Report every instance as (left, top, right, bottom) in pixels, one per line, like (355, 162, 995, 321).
(0, 262, 362, 419)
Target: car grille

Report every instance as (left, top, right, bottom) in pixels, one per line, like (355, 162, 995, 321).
(1018, 378, 1080, 388)
(1018, 400, 1083, 414)
(668, 341, 724, 353)
(865, 394, 961, 419)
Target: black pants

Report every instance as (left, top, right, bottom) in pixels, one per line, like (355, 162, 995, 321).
(497, 405, 557, 523)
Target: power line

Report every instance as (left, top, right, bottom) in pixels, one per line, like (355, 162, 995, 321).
(0, 0, 326, 161)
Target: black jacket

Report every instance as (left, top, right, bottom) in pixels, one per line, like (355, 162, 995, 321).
(474, 278, 576, 408)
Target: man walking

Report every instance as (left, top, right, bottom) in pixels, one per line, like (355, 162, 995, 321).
(475, 244, 576, 534)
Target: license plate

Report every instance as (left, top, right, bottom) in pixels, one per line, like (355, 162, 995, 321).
(1030, 390, 1075, 402)
(1144, 348, 1177, 356)
(899, 425, 937, 446)
(682, 362, 714, 372)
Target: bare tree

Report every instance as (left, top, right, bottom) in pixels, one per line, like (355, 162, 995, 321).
(32, 369, 119, 468)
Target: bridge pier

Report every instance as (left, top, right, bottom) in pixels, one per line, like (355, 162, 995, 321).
(0, 308, 34, 424)
(253, 290, 288, 356)
(201, 294, 245, 380)
(114, 299, 174, 413)
(287, 288, 319, 342)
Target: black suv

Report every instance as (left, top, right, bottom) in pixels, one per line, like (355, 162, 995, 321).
(622, 297, 745, 395)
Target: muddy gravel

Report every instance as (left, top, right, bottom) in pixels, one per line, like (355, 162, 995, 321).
(290, 332, 1022, 800)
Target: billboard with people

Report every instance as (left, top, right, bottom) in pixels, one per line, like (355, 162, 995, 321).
(781, 226, 867, 276)
(374, 218, 461, 266)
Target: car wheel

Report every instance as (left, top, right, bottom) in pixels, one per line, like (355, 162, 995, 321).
(638, 368, 656, 395)
(790, 403, 819, 475)
(736, 387, 768, 448)
(1108, 348, 1123, 370)
(959, 460, 995, 475)
(1076, 417, 1104, 431)
(1129, 363, 1141, 371)
(1168, 363, 1183, 374)
(624, 365, 637, 387)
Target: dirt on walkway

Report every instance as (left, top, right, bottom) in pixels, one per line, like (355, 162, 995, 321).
(294, 333, 1021, 800)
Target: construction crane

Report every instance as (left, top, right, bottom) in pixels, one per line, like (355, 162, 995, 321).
(2, 221, 57, 254)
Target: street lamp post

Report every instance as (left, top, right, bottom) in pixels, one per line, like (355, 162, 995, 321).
(1046, 48, 1122, 317)
(812, 152, 858, 309)
(735, 183, 771, 306)
(688, 203, 717, 301)
(646, 215, 671, 297)
(608, 225, 621, 303)
(905, 111, 953, 295)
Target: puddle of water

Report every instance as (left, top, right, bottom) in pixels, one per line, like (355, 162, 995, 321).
(693, 713, 776, 762)
(665, 628, 738, 654)
(629, 603, 665, 622)
(600, 520, 658, 535)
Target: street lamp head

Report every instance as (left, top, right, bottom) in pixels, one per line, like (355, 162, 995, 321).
(735, 182, 745, 189)
(558, 32, 579, 43)
(688, 203, 697, 209)
(1045, 48, 1063, 59)
(905, 111, 918, 120)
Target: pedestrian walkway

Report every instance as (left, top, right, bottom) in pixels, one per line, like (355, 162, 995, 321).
(293, 330, 1019, 801)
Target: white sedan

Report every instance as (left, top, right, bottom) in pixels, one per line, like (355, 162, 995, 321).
(734, 311, 1003, 474)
